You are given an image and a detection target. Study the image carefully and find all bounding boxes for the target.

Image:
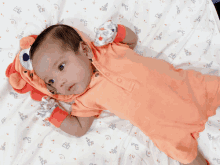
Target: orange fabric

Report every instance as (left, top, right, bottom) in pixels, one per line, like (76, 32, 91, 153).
(47, 106, 69, 128)
(5, 24, 219, 164)
(81, 47, 219, 164)
(114, 24, 126, 43)
(5, 49, 47, 101)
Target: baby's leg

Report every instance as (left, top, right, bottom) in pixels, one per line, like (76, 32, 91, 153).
(181, 149, 208, 165)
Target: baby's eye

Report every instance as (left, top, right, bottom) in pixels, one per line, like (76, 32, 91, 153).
(59, 63, 65, 71)
(48, 79, 55, 84)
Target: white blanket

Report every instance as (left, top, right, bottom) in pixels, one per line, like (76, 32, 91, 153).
(0, 0, 220, 164)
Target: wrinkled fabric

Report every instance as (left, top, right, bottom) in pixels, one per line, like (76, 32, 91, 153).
(5, 23, 220, 164)
(2, 0, 220, 164)
(71, 41, 220, 164)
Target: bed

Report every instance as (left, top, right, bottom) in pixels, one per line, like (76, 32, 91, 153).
(0, 0, 220, 164)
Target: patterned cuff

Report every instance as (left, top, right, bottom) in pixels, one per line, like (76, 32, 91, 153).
(47, 106, 69, 128)
(113, 24, 126, 43)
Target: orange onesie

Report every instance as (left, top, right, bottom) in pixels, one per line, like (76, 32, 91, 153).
(71, 42, 219, 164)
(5, 25, 219, 164)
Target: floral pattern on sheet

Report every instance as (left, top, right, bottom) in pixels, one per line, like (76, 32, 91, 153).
(0, 0, 220, 165)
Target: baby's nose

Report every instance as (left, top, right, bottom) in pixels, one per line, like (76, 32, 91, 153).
(60, 81, 65, 87)
(60, 78, 67, 88)
(60, 82, 65, 87)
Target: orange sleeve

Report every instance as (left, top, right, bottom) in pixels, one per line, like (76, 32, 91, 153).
(71, 98, 103, 118)
(113, 24, 126, 43)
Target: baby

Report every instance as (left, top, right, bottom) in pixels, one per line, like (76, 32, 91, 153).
(30, 21, 138, 138)
(19, 21, 211, 164)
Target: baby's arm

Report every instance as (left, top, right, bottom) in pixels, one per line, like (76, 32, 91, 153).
(58, 103, 95, 137)
(60, 115, 95, 137)
(36, 96, 95, 137)
(122, 26, 138, 50)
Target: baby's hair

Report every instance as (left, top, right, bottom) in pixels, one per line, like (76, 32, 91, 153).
(29, 24, 83, 60)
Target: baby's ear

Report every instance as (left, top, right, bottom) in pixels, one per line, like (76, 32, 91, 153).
(20, 36, 36, 49)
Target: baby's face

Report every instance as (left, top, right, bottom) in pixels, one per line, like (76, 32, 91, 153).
(32, 38, 94, 96)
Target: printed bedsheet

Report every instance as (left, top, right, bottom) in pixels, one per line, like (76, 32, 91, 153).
(0, 0, 220, 164)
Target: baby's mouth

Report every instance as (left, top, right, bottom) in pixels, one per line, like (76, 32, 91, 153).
(68, 84, 75, 91)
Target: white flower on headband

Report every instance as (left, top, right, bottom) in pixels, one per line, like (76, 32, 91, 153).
(19, 47, 33, 71)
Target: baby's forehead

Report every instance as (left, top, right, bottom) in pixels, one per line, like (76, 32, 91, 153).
(35, 43, 64, 61)
(41, 37, 63, 49)
(32, 47, 63, 68)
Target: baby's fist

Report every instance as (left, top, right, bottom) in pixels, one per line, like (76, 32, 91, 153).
(35, 96, 59, 121)
(94, 20, 118, 47)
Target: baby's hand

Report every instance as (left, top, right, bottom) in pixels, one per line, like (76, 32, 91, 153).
(35, 96, 59, 121)
(94, 20, 118, 47)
